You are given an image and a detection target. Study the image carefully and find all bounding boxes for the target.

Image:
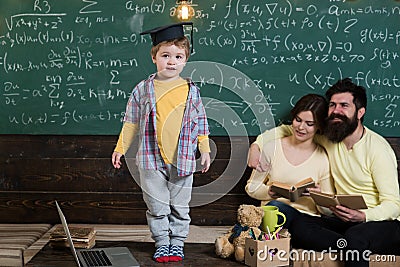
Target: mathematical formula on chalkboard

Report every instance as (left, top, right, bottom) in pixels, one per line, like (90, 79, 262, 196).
(0, 0, 399, 136)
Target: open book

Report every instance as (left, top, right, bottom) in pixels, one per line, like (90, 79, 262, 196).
(310, 191, 368, 209)
(270, 177, 315, 202)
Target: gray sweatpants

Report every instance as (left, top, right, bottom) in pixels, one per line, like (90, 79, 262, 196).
(139, 165, 193, 247)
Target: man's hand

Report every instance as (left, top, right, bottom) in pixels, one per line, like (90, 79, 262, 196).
(330, 205, 366, 222)
(200, 152, 211, 173)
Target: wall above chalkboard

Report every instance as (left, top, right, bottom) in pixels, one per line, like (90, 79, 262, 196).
(0, 0, 399, 136)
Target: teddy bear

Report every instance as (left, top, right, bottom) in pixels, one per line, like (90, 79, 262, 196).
(215, 204, 264, 262)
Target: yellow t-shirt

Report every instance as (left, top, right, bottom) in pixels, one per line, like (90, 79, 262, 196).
(115, 78, 210, 163)
(154, 78, 189, 164)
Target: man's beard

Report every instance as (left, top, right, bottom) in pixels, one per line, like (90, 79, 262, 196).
(325, 113, 358, 143)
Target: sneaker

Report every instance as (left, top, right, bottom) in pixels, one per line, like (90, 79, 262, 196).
(169, 245, 184, 262)
(153, 245, 170, 263)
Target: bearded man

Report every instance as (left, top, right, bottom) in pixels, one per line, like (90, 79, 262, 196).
(247, 78, 400, 267)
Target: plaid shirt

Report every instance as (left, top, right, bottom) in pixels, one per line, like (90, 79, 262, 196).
(124, 74, 210, 176)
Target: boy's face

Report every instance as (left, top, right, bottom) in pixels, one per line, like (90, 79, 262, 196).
(152, 44, 187, 81)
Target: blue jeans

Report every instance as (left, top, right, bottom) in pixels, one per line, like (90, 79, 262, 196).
(266, 200, 302, 230)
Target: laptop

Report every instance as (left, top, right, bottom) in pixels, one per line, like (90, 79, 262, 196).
(55, 201, 140, 267)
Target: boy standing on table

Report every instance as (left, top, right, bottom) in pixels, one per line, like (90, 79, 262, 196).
(111, 22, 211, 263)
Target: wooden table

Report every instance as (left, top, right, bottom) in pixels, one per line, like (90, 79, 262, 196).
(26, 241, 244, 266)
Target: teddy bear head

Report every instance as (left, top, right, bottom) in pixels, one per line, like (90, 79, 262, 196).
(236, 204, 264, 227)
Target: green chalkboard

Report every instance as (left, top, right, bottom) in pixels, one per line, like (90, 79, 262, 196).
(1, 0, 400, 136)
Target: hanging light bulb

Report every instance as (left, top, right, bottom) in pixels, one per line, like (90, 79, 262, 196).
(181, 4, 189, 20)
(177, 1, 194, 21)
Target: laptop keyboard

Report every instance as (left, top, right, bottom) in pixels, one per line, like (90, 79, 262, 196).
(80, 250, 112, 267)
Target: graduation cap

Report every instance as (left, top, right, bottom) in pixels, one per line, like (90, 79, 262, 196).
(140, 22, 194, 52)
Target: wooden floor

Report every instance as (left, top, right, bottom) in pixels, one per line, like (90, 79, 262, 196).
(25, 225, 400, 267)
(25, 224, 236, 266)
(26, 241, 244, 267)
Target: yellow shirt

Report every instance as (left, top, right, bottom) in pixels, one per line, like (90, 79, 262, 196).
(115, 78, 210, 162)
(154, 78, 189, 164)
(246, 138, 334, 216)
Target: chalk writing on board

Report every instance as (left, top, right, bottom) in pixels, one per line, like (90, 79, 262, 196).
(0, 0, 399, 135)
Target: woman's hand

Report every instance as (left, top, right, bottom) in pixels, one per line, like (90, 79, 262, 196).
(248, 144, 261, 169)
(268, 187, 280, 199)
(304, 183, 321, 196)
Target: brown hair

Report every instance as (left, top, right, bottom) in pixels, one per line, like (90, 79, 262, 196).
(290, 94, 328, 134)
(150, 37, 190, 59)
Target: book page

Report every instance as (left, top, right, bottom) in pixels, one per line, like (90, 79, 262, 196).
(294, 177, 314, 188)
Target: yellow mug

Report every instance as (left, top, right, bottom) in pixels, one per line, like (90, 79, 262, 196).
(261, 206, 286, 233)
